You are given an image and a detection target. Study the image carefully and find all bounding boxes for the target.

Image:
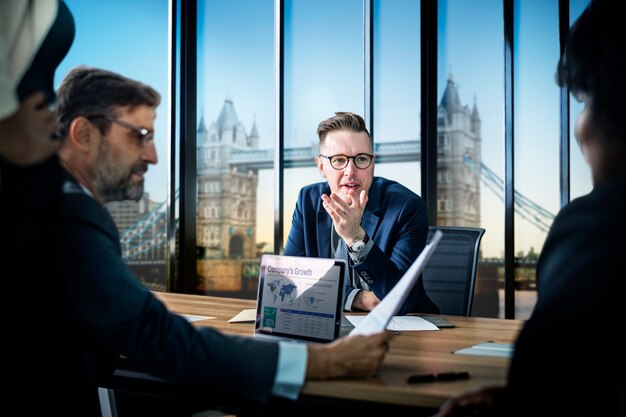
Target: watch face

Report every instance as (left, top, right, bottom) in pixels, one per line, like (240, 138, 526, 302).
(351, 240, 365, 252)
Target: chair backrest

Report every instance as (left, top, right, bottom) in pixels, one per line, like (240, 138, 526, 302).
(422, 226, 485, 316)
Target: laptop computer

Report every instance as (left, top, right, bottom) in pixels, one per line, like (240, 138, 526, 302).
(253, 254, 348, 344)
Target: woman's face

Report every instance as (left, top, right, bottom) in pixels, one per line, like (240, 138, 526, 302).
(574, 98, 592, 161)
(574, 93, 622, 185)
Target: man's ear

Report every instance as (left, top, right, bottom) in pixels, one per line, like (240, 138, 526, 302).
(67, 117, 95, 152)
(314, 155, 326, 177)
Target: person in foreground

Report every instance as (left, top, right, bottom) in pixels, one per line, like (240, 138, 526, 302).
(0, 0, 74, 259)
(284, 112, 438, 315)
(1, 0, 77, 410)
(433, 1, 626, 416)
(0, 0, 73, 166)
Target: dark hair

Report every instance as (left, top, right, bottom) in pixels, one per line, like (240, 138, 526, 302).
(316, 112, 373, 145)
(56, 66, 161, 139)
(556, 0, 626, 141)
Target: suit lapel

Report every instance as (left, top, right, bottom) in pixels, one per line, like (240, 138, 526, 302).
(362, 178, 381, 238)
(361, 211, 379, 238)
(317, 208, 332, 257)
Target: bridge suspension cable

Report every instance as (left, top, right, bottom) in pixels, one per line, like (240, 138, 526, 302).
(121, 188, 179, 259)
(463, 155, 555, 233)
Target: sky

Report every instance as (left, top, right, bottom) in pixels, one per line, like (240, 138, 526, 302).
(55, 0, 591, 259)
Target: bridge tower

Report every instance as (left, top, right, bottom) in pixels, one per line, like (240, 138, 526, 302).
(436, 74, 481, 227)
(196, 99, 259, 292)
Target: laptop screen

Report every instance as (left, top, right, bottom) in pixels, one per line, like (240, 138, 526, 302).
(254, 254, 346, 344)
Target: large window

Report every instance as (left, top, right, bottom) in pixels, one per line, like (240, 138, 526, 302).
(513, 0, 560, 319)
(55, 0, 170, 291)
(185, 0, 598, 318)
(196, 0, 274, 298)
(61, 0, 594, 319)
(282, 0, 364, 249)
(373, 0, 421, 193)
(438, 0, 504, 317)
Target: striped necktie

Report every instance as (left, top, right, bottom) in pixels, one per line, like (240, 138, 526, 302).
(336, 238, 352, 288)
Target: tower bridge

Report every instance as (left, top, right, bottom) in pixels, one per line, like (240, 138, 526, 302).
(120, 144, 556, 261)
(228, 140, 421, 170)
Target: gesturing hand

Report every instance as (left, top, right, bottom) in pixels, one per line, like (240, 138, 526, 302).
(321, 188, 368, 243)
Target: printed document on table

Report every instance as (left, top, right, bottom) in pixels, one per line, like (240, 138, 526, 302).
(454, 342, 514, 358)
(229, 308, 256, 323)
(346, 315, 439, 331)
(183, 314, 216, 322)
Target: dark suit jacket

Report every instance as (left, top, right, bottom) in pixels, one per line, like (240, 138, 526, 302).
(2, 166, 279, 415)
(504, 174, 626, 416)
(284, 176, 438, 315)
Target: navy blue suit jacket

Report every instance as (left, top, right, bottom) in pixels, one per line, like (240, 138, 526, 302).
(2, 164, 279, 415)
(284, 176, 438, 315)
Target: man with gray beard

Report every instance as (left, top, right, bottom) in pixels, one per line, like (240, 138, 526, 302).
(56, 66, 158, 204)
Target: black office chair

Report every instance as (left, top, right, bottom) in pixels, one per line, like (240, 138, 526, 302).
(422, 226, 485, 316)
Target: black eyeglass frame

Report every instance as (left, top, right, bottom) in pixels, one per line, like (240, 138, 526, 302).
(318, 153, 376, 170)
(89, 115, 154, 146)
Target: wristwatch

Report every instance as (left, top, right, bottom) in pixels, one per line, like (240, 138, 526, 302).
(348, 233, 370, 253)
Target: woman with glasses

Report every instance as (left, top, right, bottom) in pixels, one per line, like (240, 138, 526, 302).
(284, 112, 439, 315)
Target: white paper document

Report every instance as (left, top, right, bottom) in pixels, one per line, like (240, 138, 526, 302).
(346, 315, 439, 331)
(229, 308, 257, 323)
(349, 230, 443, 336)
(182, 314, 216, 322)
(454, 342, 514, 358)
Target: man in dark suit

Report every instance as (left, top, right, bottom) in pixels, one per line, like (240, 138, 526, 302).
(284, 112, 438, 315)
(433, 1, 626, 416)
(10, 66, 391, 416)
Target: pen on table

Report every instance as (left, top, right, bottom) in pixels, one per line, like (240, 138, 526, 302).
(407, 371, 470, 384)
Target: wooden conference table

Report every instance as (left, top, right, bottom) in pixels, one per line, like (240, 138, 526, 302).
(108, 292, 523, 416)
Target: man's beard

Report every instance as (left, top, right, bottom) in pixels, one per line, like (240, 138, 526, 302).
(92, 144, 147, 203)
